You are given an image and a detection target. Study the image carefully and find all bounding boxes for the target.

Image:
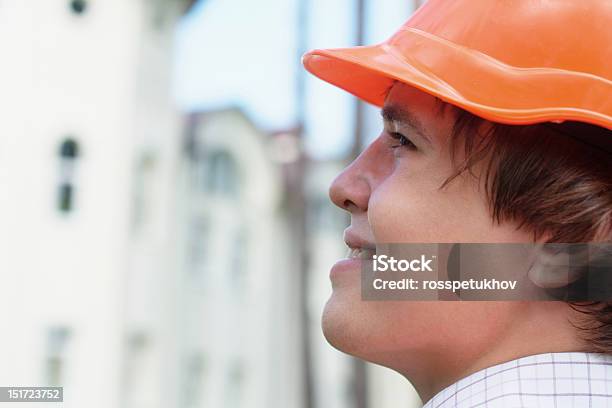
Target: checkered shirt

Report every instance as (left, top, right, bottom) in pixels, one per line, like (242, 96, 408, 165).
(423, 352, 612, 408)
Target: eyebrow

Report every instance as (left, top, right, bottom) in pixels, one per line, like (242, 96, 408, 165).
(381, 105, 433, 146)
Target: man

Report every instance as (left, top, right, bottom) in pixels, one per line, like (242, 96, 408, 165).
(302, 1, 612, 407)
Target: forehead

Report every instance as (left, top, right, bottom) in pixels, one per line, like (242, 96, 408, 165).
(383, 82, 457, 140)
(384, 82, 445, 116)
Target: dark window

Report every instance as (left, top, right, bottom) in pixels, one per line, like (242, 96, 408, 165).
(57, 138, 80, 213)
(58, 184, 74, 212)
(69, 0, 88, 15)
(204, 150, 239, 197)
(59, 139, 79, 159)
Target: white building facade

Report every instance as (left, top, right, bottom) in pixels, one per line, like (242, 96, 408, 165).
(176, 109, 306, 408)
(0, 1, 191, 407)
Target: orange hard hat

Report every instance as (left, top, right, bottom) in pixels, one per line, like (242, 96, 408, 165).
(302, 0, 612, 130)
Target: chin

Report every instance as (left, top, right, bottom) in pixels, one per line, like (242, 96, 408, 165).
(321, 290, 407, 361)
(321, 293, 369, 357)
(321, 294, 425, 373)
(321, 293, 457, 360)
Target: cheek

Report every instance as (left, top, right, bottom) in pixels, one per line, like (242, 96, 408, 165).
(368, 169, 459, 242)
(368, 166, 517, 243)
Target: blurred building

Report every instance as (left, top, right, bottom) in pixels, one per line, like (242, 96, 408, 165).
(179, 108, 354, 408)
(176, 109, 306, 408)
(0, 0, 192, 407)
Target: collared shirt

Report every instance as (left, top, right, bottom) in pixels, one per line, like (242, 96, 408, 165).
(423, 352, 612, 408)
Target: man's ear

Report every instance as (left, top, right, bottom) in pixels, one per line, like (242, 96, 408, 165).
(527, 244, 612, 290)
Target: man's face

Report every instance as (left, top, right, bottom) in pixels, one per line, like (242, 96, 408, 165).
(325, 83, 533, 370)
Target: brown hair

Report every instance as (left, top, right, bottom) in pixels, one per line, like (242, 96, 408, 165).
(441, 105, 612, 352)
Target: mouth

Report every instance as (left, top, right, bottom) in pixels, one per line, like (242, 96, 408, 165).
(346, 246, 376, 260)
(343, 228, 377, 261)
(331, 245, 375, 280)
(330, 229, 377, 281)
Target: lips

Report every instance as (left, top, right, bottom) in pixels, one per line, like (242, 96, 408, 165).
(329, 228, 377, 280)
(343, 228, 376, 259)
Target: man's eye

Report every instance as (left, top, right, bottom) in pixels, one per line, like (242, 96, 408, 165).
(389, 132, 417, 151)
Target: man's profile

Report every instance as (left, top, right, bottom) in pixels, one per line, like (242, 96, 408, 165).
(302, 1, 612, 406)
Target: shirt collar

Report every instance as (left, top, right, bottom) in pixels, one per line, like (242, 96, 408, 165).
(423, 352, 612, 408)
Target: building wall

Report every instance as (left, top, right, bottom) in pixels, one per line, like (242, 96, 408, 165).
(180, 109, 306, 408)
(0, 1, 187, 407)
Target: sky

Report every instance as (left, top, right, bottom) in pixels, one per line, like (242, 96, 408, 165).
(173, 0, 414, 159)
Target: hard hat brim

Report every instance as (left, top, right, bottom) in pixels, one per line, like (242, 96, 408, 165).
(302, 28, 612, 130)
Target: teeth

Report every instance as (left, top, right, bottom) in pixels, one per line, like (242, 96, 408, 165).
(347, 248, 374, 259)
(347, 248, 363, 258)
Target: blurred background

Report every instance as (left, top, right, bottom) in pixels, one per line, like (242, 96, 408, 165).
(0, 0, 427, 407)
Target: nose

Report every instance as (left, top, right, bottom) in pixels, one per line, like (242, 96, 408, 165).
(329, 152, 372, 214)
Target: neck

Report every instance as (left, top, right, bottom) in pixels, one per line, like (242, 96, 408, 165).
(392, 303, 586, 403)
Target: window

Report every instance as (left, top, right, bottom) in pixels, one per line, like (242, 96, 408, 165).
(187, 217, 210, 286)
(44, 327, 71, 386)
(123, 331, 151, 403)
(69, 0, 87, 15)
(57, 138, 80, 213)
(229, 228, 247, 294)
(203, 150, 239, 197)
(131, 153, 156, 232)
(224, 360, 244, 408)
(181, 352, 206, 408)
